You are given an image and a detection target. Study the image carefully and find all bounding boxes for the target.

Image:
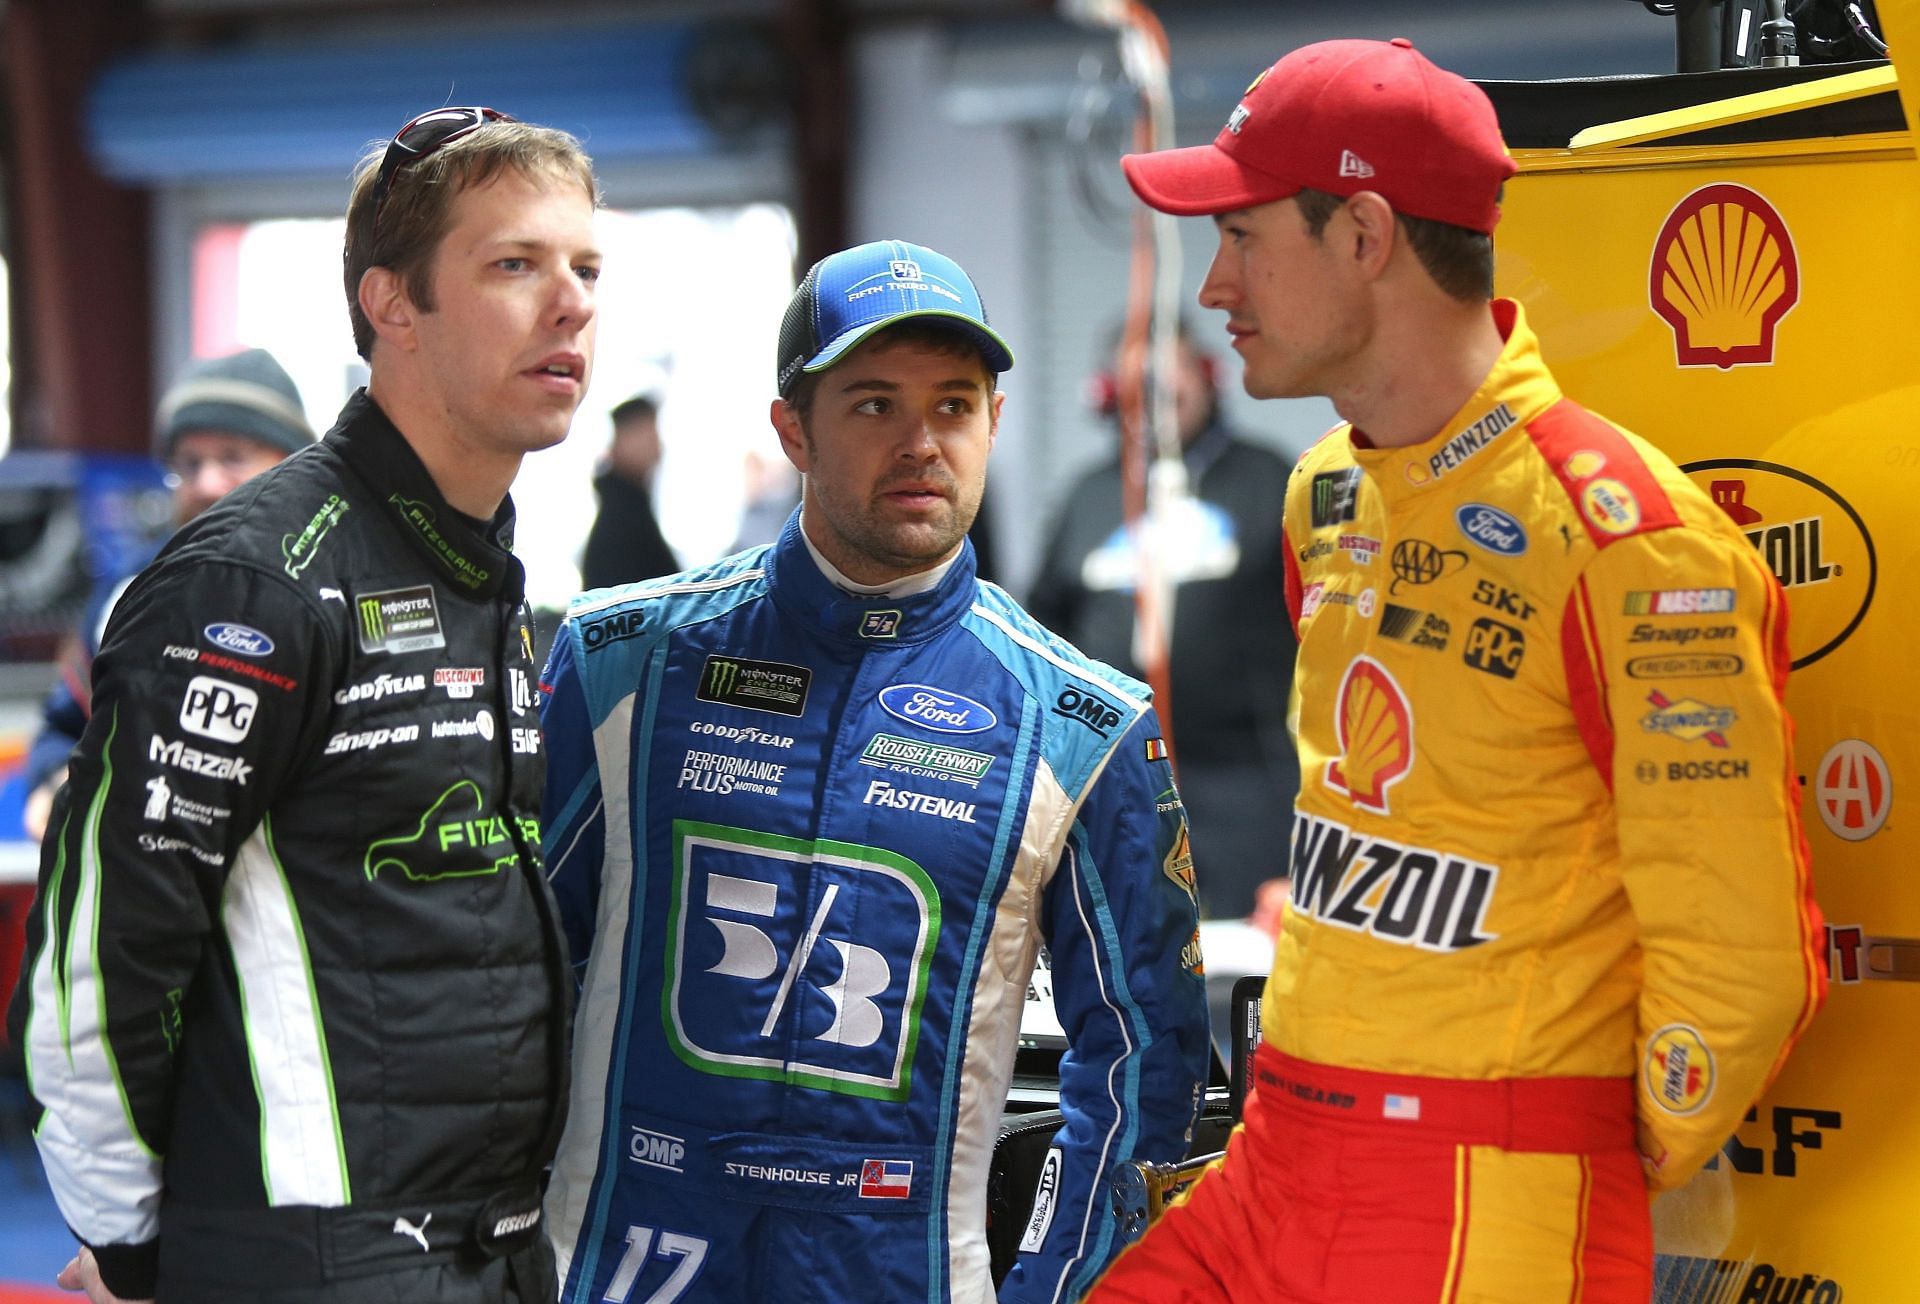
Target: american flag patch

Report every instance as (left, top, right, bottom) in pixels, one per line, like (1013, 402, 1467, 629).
(1145, 737, 1170, 762)
(1382, 1094, 1421, 1121)
(859, 1158, 912, 1199)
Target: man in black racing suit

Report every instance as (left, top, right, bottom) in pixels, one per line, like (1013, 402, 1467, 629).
(8, 108, 603, 1303)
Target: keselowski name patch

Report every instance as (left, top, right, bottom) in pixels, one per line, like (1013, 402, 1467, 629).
(1290, 811, 1499, 952)
(697, 655, 811, 717)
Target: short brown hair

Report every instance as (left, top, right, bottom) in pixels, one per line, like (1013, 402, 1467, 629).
(786, 319, 998, 425)
(342, 121, 599, 360)
(1295, 186, 1497, 304)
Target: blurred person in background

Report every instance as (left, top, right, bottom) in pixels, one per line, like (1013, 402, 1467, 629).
(1028, 320, 1297, 920)
(19, 348, 313, 841)
(537, 238, 1208, 1304)
(580, 392, 677, 590)
(10, 106, 598, 1304)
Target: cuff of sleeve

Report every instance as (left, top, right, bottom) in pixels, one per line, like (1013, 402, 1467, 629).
(93, 1240, 160, 1299)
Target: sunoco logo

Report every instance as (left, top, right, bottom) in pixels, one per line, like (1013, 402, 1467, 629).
(1683, 459, 1876, 670)
(698, 654, 811, 717)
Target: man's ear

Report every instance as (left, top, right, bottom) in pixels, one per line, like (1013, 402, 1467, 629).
(770, 397, 810, 472)
(1343, 191, 1398, 281)
(358, 266, 417, 353)
(988, 390, 1005, 451)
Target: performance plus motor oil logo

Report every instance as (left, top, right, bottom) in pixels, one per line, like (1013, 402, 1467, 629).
(1324, 656, 1413, 814)
(1682, 459, 1876, 670)
(1650, 183, 1799, 369)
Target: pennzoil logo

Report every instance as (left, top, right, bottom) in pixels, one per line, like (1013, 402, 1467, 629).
(1683, 459, 1876, 670)
(1650, 183, 1799, 369)
(1644, 1024, 1714, 1115)
(1324, 656, 1413, 814)
(1291, 811, 1498, 953)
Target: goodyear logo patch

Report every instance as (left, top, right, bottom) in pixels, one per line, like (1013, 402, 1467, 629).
(1644, 1024, 1714, 1115)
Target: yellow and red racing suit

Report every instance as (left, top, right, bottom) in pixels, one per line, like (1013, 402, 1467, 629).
(1092, 300, 1824, 1304)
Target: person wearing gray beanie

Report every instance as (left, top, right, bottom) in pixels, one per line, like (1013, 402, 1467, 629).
(154, 346, 314, 522)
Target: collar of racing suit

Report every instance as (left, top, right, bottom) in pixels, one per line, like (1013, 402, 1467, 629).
(763, 508, 980, 648)
(1347, 298, 1566, 502)
(322, 389, 525, 604)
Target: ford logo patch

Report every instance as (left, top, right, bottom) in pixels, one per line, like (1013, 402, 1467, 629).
(1455, 504, 1528, 556)
(877, 683, 996, 735)
(203, 623, 275, 657)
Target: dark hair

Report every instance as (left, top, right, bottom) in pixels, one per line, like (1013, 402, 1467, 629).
(343, 122, 599, 360)
(786, 319, 998, 423)
(1294, 186, 1497, 304)
(610, 395, 660, 426)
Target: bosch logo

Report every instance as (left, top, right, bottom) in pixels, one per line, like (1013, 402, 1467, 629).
(1455, 504, 1528, 556)
(203, 623, 274, 657)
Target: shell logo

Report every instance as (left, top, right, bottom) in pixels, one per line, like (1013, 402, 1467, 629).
(1564, 450, 1608, 481)
(1644, 1024, 1715, 1115)
(1682, 459, 1876, 669)
(1325, 656, 1413, 814)
(1815, 738, 1892, 843)
(1649, 183, 1799, 369)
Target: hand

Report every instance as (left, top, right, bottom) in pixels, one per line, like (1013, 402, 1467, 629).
(23, 775, 60, 842)
(56, 1248, 152, 1304)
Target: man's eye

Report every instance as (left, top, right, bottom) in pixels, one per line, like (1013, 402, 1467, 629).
(576, 265, 602, 285)
(854, 398, 890, 415)
(498, 257, 529, 272)
(937, 398, 972, 416)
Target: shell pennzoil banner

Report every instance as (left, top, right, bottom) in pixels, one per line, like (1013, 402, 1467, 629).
(1491, 13, 1918, 1299)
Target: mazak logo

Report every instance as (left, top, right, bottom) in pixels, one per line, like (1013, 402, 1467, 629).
(179, 677, 258, 744)
(1644, 1024, 1714, 1114)
(1640, 691, 1735, 747)
(1389, 539, 1468, 594)
(628, 1126, 686, 1173)
(1815, 739, 1891, 842)
(1651, 183, 1799, 369)
(1684, 459, 1876, 670)
(581, 608, 646, 651)
(1462, 618, 1525, 679)
(1324, 656, 1413, 813)
(202, 622, 274, 657)
(1455, 503, 1527, 555)
(149, 734, 253, 785)
(699, 655, 811, 717)
(1053, 686, 1122, 737)
(1309, 468, 1362, 529)
(356, 586, 445, 655)
(1291, 811, 1498, 952)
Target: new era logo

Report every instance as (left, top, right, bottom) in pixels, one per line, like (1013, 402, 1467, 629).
(890, 259, 921, 280)
(1339, 149, 1375, 179)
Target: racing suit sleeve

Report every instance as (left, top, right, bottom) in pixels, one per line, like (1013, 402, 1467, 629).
(538, 622, 605, 976)
(6, 557, 331, 1298)
(999, 709, 1210, 1304)
(1563, 529, 1826, 1192)
(22, 660, 88, 794)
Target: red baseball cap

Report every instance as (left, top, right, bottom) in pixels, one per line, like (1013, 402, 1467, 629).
(1121, 38, 1516, 234)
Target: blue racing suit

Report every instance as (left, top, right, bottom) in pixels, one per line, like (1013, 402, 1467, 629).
(538, 517, 1209, 1304)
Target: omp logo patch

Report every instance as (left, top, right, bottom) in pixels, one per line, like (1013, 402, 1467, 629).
(1644, 1024, 1714, 1115)
(628, 1126, 687, 1173)
(1650, 183, 1799, 369)
(1290, 812, 1498, 952)
(1324, 657, 1413, 814)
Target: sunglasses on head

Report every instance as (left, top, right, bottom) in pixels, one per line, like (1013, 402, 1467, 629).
(370, 106, 515, 232)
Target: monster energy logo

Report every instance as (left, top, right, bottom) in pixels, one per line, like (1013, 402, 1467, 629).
(354, 585, 446, 655)
(389, 494, 491, 590)
(282, 494, 349, 578)
(695, 653, 811, 717)
(1309, 468, 1362, 529)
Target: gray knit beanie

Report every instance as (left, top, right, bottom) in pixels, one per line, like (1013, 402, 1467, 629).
(154, 348, 314, 460)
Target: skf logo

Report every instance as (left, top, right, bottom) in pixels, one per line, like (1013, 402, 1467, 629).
(1650, 183, 1799, 369)
(1644, 1024, 1714, 1114)
(1462, 618, 1525, 679)
(1325, 656, 1413, 814)
(1814, 738, 1892, 842)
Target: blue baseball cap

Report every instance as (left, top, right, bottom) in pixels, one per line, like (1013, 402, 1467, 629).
(775, 239, 1015, 397)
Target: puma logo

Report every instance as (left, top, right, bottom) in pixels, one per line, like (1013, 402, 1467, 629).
(392, 1212, 432, 1252)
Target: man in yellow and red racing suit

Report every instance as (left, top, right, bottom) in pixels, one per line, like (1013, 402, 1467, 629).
(1090, 36, 1826, 1304)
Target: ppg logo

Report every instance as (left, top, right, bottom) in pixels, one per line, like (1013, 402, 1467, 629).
(629, 1126, 687, 1174)
(180, 676, 259, 744)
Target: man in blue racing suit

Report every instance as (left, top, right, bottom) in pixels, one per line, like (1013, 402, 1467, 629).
(538, 239, 1210, 1304)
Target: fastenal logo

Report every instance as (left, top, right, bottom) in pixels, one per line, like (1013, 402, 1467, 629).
(1324, 656, 1413, 814)
(1815, 738, 1891, 842)
(1651, 183, 1799, 369)
(1644, 1024, 1714, 1115)
(1683, 459, 1876, 670)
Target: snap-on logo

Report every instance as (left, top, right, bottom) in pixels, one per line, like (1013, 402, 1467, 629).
(877, 683, 996, 735)
(202, 623, 274, 657)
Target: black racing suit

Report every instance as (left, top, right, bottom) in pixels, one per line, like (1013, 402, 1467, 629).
(7, 392, 569, 1301)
